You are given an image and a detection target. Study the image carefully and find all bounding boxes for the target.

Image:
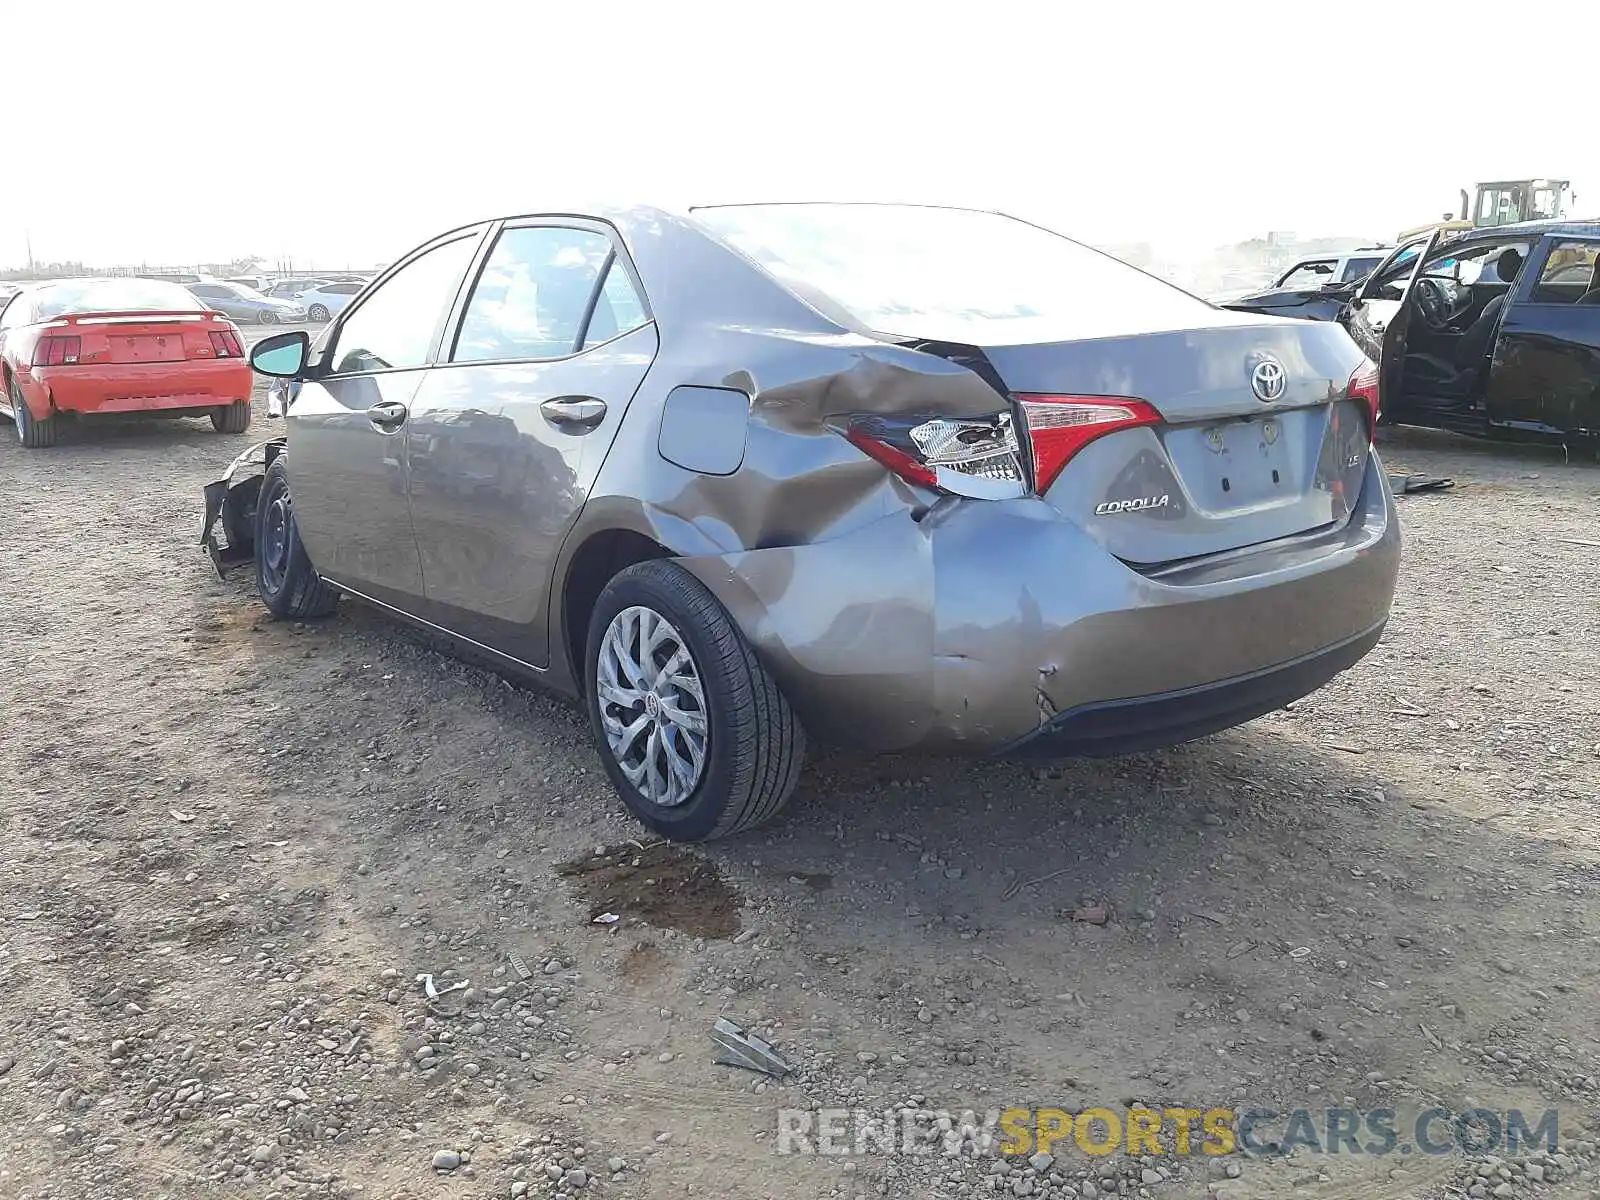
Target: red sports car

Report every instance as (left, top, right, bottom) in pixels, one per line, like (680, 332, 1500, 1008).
(0, 277, 253, 448)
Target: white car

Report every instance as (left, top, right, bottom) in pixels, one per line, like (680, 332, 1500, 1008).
(295, 280, 365, 322)
(1270, 249, 1390, 290)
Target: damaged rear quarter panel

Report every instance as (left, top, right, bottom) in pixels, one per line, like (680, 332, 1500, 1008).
(551, 208, 1019, 720)
(565, 331, 1007, 745)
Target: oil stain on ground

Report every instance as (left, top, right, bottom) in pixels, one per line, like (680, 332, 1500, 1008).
(557, 842, 741, 939)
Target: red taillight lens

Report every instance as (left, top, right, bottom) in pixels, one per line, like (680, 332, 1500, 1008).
(844, 424, 939, 489)
(842, 411, 1025, 497)
(1015, 394, 1163, 493)
(209, 329, 244, 358)
(1346, 360, 1380, 440)
(32, 335, 82, 367)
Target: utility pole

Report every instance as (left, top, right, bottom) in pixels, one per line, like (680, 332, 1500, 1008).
(25, 232, 35, 274)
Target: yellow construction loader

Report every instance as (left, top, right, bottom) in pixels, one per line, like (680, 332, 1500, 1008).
(1398, 178, 1575, 242)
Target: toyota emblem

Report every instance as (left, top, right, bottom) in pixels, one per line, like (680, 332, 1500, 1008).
(1250, 357, 1286, 402)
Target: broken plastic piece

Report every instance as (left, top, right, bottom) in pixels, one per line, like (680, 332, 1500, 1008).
(416, 973, 469, 1001)
(507, 951, 533, 980)
(711, 1017, 791, 1078)
(593, 912, 621, 925)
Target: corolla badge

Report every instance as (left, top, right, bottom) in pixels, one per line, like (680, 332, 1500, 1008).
(1095, 494, 1170, 516)
(1250, 356, 1287, 402)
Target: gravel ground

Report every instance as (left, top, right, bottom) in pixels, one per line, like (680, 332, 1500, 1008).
(1, 383, 1597, 1200)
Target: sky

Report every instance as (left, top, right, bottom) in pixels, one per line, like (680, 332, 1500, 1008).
(1, 0, 1594, 271)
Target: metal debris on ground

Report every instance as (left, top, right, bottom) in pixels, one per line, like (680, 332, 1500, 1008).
(1388, 473, 1455, 495)
(592, 912, 621, 925)
(1062, 905, 1108, 925)
(507, 951, 533, 980)
(711, 1017, 791, 1078)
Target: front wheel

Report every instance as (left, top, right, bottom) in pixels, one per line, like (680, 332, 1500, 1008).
(585, 560, 805, 842)
(255, 457, 340, 619)
(257, 309, 278, 325)
(307, 304, 330, 322)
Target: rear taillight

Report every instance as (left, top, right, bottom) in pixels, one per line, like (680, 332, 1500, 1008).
(1015, 395, 1163, 493)
(209, 329, 244, 358)
(1346, 360, 1380, 440)
(32, 335, 82, 367)
(843, 411, 1027, 498)
(841, 395, 1164, 499)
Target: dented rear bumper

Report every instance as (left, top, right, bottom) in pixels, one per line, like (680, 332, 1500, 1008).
(200, 437, 285, 577)
(678, 452, 1400, 756)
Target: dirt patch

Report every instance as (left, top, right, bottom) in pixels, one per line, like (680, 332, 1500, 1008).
(557, 842, 742, 939)
(618, 941, 672, 985)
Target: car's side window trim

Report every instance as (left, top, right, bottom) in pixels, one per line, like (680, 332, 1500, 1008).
(317, 226, 488, 379)
(573, 251, 617, 351)
(438, 217, 654, 370)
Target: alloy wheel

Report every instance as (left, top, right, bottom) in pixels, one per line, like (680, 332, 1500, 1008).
(596, 605, 709, 807)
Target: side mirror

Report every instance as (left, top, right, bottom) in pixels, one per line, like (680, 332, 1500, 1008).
(250, 330, 310, 378)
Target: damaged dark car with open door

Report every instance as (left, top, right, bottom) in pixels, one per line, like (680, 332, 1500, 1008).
(1239, 222, 1600, 455)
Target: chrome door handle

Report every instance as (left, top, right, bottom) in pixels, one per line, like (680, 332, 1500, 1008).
(539, 395, 607, 429)
(367, 401, 407, 427)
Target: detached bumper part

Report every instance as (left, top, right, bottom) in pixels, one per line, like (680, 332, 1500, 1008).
(200, 438, 284, 578)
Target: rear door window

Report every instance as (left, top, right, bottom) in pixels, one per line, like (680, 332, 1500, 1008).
(451, 226, 617, 363)
(1529, 241, 1600, 303)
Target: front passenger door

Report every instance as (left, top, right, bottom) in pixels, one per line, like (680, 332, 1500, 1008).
(286, 229, 484, 609)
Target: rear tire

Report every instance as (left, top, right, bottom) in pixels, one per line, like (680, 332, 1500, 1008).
(9, 377, 56, 448)
(308, 304, 330, 322)
(255, 457, 340, 619)
(585, 559, 805, 842)
(211, 401, 252, 434)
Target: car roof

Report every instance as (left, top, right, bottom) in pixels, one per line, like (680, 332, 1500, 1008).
(1453, 218, 1600, 243)
(429, 200, 1035, 239)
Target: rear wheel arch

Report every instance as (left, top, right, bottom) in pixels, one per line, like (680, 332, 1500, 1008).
(560, 528, 673, 695)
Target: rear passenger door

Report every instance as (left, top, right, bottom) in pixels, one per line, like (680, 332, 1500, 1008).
(1486, 235, 1600, 433)
(404, 219, 657, 667)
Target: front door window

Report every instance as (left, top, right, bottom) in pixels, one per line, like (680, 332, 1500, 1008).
(328, 237, 478, 375)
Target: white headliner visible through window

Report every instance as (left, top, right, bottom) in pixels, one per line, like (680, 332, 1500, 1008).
(692, 203, 1214, 344)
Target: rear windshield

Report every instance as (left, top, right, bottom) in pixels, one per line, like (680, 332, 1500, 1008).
(33, 278, 203, 320)
(691, 203, 1214, 344)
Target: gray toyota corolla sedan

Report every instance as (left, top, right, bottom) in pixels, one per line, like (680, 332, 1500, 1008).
(201, 202, 1400, 841)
